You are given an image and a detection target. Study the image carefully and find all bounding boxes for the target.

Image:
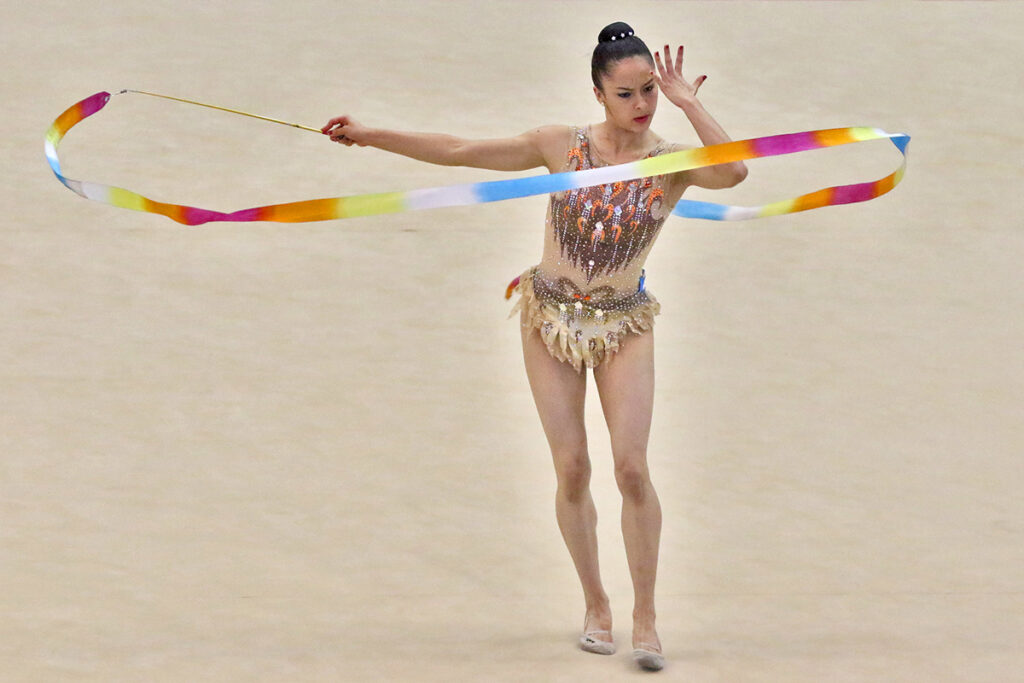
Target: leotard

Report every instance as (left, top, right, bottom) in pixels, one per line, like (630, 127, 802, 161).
(508, 125, 684, 371)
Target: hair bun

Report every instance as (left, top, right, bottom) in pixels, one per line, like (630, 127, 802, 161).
(598, 21, 636, 44)
(591, 21, 651, 88)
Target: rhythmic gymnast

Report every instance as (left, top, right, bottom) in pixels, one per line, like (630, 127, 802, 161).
(322, 21, 747, 672)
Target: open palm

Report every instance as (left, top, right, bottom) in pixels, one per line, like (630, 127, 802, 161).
(653, 45, 707, 107)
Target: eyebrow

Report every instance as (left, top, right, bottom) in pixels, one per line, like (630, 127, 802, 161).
(616, 79, 655, 91)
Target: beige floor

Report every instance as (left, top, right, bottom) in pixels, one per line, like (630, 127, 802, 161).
(3, 1, 1023, 681)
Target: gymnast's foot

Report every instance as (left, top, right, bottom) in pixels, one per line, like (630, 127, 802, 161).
(632, 611, 664, 671)
(580, 606, 615, 655)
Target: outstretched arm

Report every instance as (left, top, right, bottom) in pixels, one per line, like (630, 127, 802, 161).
(652, 45, 748, 190)
(320, 116, 567, 172)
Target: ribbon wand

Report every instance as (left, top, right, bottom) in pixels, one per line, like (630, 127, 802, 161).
(120, 89, 323, 133)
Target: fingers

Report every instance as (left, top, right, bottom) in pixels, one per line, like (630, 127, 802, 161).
(320, 115, 350, 134)
(323, 123, 349, 143)
(650, 71, 664, 93)
(322, 115, 358, 145)
(656, 45, 687, 79)
(653, 50, 667, 80)
(662, 44, 684, 74)
(694, 75, 707, 96)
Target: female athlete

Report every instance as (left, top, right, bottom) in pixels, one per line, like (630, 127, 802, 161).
(322, 21, 747, 671)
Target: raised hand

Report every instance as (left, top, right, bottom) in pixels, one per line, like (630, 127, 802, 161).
(652, 45, 707, 108)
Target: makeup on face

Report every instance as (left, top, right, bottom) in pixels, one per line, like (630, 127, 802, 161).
(600, 57, 659, 129)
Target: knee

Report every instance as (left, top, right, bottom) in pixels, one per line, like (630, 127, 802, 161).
(553, 448, 591, 501)
(614, 457, 651, 501)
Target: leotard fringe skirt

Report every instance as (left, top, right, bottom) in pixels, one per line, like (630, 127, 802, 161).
(507, 267, 660, 372)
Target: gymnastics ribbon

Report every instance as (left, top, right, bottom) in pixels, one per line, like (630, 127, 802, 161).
(46, 91, 910, 226)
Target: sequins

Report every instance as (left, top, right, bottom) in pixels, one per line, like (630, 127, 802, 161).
(532, 271, 652, 320)
(549, 127, 671, 282)
(515, 126, 672, 370)
(508, 267, 660, 372)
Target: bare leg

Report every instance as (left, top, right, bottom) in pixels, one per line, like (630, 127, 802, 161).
(593, 330, 662, 655)
(520, 319, 612, 643)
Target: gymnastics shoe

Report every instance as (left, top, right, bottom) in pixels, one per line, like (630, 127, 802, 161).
(633, 643, 665, 671)
(579, 615, 615, 655)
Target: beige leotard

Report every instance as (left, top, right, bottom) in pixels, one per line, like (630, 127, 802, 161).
(509, 125, 684, 371)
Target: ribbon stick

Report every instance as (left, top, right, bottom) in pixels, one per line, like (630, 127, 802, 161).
(121, 89, 322, 133)
(46, 91, 909, 226)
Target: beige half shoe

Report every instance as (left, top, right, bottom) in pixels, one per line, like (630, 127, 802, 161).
(579, 619, 615, 655)
(633, 642, 665, 671)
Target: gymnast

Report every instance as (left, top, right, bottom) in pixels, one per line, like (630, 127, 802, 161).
(322, 21, 747, 671)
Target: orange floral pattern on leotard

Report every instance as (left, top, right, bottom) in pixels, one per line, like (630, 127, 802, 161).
(550, 127, 673, 283)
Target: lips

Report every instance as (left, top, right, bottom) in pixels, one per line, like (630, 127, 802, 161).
(633, 115, 651, 124)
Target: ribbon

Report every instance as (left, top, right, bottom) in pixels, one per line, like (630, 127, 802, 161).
(46, 91, 909, 226)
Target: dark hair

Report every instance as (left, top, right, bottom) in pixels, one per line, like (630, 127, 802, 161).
(591, 22, 654, 89)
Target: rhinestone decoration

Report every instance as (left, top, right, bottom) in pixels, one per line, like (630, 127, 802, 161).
(547, 127, 671, 283)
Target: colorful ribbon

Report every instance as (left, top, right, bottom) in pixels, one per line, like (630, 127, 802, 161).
(46, 91, 909, 226)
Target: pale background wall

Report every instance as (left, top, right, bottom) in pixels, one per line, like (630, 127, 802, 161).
(2, 1, 1022, 680)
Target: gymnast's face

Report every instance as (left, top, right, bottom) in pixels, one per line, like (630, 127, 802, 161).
(594, 55, 658, 132)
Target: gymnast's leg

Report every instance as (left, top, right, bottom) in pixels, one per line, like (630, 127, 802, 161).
(520, 317, 612, 648)
(593, 329, 662, 658)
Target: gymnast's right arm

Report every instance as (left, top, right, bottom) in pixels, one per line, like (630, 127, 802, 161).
(320, 115, 566, 172)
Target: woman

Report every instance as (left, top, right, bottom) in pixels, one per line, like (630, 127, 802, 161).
(322, 21, 746, 671)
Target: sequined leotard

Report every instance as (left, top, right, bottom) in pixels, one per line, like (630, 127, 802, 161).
(508, 126, 683, 371)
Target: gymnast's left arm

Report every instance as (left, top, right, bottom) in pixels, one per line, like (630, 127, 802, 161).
(652, 44, 748, 190)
